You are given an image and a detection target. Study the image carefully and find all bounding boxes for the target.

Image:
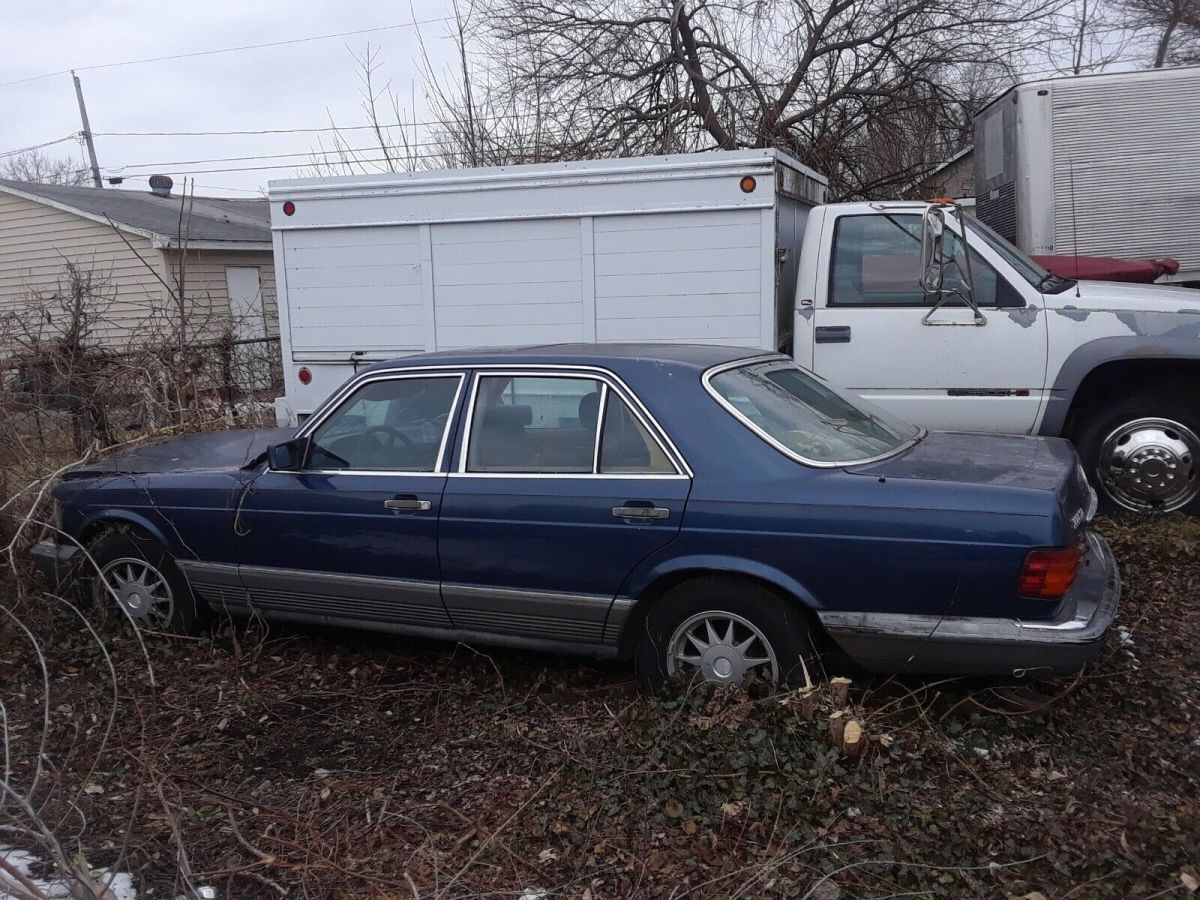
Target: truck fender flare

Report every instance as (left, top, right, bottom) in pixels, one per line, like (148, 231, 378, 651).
(1039, 335, 1200, 436)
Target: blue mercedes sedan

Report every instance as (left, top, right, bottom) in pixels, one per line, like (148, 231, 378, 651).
(33, 345, 1119, 688)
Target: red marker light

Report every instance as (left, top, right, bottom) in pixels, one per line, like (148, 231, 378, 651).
(297, 366, 312, 385)
(282, 200, 296, 216)
(739, 176, 757, 193)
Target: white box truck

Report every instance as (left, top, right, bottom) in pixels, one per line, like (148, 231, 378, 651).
(974, 65, 1200, 284)
(270, 149, 1200, 515)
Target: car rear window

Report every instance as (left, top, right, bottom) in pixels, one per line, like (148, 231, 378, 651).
(707, 360, 921, 465)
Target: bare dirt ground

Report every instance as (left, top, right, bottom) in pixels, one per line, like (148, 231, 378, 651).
(2, 515, 1198, 899)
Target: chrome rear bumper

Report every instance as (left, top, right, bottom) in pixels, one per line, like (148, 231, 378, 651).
(818, 530, 1120, 677)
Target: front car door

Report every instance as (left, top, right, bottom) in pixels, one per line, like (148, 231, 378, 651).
(804, 209, 1050, 434)
(230, 370, 465, 630)
(438, 369, 691, 649)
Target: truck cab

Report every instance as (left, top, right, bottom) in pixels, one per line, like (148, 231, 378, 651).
(796, 201, 1200, 515)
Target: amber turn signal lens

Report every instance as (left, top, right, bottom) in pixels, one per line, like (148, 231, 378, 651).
(1018, 540, 1085, 599)
(739, 175, 757, 193)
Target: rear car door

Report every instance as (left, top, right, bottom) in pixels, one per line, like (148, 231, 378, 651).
(232, 371, 464, 629)
(438, 369, 691, 647)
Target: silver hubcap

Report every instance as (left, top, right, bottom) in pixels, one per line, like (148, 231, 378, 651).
(666, 611, 779, 685)
(95, 558, 174, 627)
(1098, 417, 1199, 513)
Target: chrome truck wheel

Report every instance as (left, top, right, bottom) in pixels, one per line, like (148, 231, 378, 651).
(666, 611, 780, 685)
(1097, 417, 1199, 513)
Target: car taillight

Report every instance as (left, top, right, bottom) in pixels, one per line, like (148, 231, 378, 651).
(297, 367, 312, 385)
(1018, 540, 1085, 599)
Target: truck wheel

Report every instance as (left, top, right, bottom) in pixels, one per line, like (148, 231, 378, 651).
(1075, 392, 1200, 515)
(87, 532, 204, 634)
(635, 577, 820, 692)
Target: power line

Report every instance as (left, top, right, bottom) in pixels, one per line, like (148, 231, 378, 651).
(0, 16, 454, 88)
(99, 141, 487, 171)
(0, 133, 81, 160)
(93, 111, 571, 138)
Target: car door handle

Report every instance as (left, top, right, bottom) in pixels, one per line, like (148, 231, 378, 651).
(815, 325, 851, 343)
(384, 497, 432, 512)
(612, 505, 670, 520)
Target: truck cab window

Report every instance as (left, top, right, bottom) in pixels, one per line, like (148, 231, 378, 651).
(830, 214, 1011, 307)
(307, 376, 460, 471)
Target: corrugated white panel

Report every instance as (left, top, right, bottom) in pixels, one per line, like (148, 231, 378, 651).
(283, 226, 424, 351)
(1051, 70, 1200, 267)
(430, 218, 583, 349)
(593, 210, 762, 344)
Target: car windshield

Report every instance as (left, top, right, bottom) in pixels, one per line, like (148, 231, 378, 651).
(964, 218, 1074, 292)
(708, 360, 922, 465)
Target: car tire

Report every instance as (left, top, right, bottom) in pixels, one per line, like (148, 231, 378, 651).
(1074, 391, 1200, 516)
(634, 576, 821, 692)
(85, 531, 204, 635)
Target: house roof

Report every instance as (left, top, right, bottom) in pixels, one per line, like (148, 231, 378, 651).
(0, 179, 271, 248)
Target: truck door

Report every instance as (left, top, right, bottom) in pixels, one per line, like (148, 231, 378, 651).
(806, 208, 1049, 434)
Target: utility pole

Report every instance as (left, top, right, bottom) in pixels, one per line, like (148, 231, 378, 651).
(71, 70, 103, 188)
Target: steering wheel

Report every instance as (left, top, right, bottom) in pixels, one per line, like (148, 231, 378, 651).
(364, 425, 418, 453)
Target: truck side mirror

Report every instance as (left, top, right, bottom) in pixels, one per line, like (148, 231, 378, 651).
(267, 437, 309, 471)
(920, 206, 945, 293)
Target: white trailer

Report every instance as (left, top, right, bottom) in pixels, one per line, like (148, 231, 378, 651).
(268, 150, 827, 422)
(974, 65, 1200, 283)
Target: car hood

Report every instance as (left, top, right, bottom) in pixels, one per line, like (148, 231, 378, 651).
(62, 427, 295, 479)
(848, 431, 1092, 525)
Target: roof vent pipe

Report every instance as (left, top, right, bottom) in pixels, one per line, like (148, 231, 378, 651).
(148, 174, 173, 198)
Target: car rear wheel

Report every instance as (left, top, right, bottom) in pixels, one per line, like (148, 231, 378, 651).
(635, 576, 820, 692)
(1074, 392, 1200, 515)
(87, 532, 203, 634)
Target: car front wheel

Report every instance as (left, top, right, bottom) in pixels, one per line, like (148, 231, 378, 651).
(635, 576, 820, 692)
(86, 531, 203, 634)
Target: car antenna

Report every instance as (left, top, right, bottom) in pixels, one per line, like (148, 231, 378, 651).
(1069, 158, 1081, 298)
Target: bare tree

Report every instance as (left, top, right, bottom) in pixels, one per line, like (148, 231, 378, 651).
(0, 148, 88, 186)
(458, 0, 1067, 198)
(1114, 0, 1200, 64)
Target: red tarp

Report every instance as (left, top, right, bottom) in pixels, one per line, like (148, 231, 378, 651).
(1032, 254, 1180, 284)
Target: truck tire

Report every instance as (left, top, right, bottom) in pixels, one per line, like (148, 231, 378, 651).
(1074, 392, 1200, 515)
(86, 532, 204, 634)
(635, 576, 821, 692)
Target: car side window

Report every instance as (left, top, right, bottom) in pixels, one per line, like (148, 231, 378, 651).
(599, 395, 675, 474)
(467, 375, 602, 473)
(830, 214, 1010, 307)
(307, 376, 460, 471)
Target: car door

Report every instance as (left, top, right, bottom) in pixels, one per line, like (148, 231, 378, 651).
(233, 370, 465, 629)
(438, 369, 691, 646)
(805, 210, 1049, 434)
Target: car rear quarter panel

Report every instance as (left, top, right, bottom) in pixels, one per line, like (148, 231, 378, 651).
(620, 364, 1066, 623)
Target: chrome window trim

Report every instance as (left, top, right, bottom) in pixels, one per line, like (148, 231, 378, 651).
(591, 384, 609, 473)
(456, 367, 690, 478)
(284, 371, 466, 476)
(701, 355, 925, 469)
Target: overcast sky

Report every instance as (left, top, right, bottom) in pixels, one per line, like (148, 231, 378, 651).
(0, 0, 460, 196)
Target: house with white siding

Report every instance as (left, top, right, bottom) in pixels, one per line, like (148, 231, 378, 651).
(0, 178, 278, 350)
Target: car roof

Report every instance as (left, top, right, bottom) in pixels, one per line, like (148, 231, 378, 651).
(360, 343, 778, 375)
